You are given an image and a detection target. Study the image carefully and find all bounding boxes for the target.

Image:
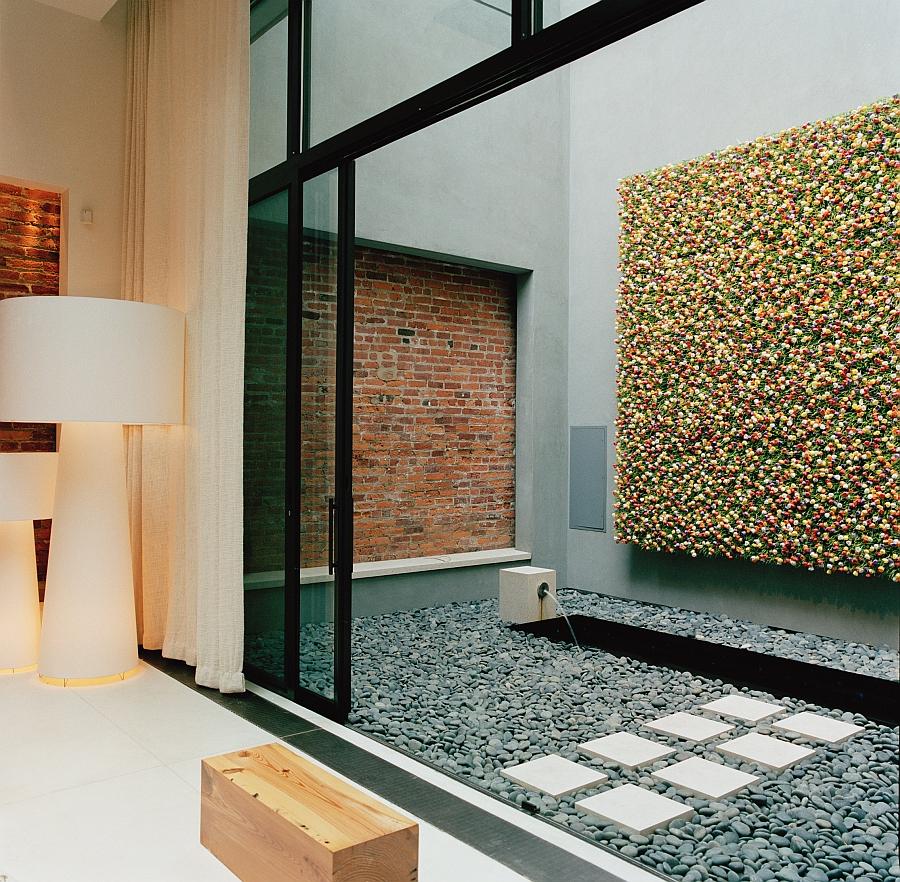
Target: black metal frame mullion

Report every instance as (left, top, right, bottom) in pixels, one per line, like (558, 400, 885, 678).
(300, 0, 312, 152)
(283, 174, 302, 701)
(514, 0, 534, 44)
(287, 0, 302, 156)
(333, 160, 355, 721)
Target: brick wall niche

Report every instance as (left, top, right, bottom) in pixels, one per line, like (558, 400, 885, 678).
(352, 248, 516, 562)
(244, 230, 516, 573)
(0, 181, 61, 586)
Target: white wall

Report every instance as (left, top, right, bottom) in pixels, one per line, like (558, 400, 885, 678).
(0, 0, 127, 299)
(566, 0, 900, 645)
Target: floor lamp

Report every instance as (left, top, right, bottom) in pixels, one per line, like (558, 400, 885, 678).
(0, 296, 184, 685)
(0, 452, 58, 672)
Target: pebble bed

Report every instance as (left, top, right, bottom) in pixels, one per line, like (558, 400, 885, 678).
(349, 599, 898, 882)
(558, 590, 899, 682)
(245, 598, 899, 881)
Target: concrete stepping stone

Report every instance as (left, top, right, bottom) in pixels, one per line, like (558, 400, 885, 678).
(500, 754, 608, 798)
(772, 712, 864, 745)
(644, 712, 734, 743)
(717, 732, 815, 772)
(651, 756, 759, 800)
(699, 695, 785, 722)
(577, 732, 675, 770)
(576, 783, 694, 836)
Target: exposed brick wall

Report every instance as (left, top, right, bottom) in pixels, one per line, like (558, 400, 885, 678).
(353, 248, 516, 562)
(0, 182, 61, 585)
(244, 229, 516, 572)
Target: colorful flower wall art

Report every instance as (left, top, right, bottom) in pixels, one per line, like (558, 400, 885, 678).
(615, 97, 899, 581)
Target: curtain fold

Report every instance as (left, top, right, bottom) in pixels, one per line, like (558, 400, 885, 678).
(122, 0, 248, 692)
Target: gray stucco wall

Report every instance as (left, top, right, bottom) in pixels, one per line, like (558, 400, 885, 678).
(566, 0, 900, 646)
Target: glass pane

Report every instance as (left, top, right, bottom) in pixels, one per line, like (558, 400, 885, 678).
(243, 189, 289, 682)
(539, 0, 588, 29)
(250, 0, 289, 178)
(308, 0, 512, 146)
(299, 168, 339, 700)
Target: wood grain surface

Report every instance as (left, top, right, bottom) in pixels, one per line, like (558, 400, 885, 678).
(200, 742, 418, 882)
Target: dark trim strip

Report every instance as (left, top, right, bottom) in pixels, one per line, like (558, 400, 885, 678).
(512, 615, 899, 725)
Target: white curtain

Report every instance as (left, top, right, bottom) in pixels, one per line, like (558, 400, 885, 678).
(122, 0, 248, 692)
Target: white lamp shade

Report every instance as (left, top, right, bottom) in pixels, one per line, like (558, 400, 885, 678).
(0, 452, 58, 521)
(0, 296, 184, 425)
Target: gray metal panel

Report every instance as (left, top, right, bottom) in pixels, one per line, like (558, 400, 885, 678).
(569, 426, 606, 532)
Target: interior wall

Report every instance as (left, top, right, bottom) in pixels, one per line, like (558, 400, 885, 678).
(566, 0, 900, 646)
(0, 0, 127, 299)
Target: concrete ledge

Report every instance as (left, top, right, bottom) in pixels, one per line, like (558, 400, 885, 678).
(244, 548, 533, 589)
(244, 549, 534, 626)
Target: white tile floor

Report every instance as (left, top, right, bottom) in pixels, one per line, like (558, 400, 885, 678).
(0, 663, 658, 882)
(0, 664, 527, 882)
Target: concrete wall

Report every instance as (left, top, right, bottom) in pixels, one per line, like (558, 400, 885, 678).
(566, 0, 900, 646)
(355, 71, 571, 590)
(0, 0, 127, 300)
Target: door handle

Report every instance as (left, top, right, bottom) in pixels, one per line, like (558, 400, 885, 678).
(328, 496, 335, 575)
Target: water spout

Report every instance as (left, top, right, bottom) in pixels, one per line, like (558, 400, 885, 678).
(537, 582, 580, 650)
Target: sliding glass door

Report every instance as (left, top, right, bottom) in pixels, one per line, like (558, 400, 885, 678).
(244, 164, 353, 721)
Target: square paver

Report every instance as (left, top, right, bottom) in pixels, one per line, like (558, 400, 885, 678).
(500, 754, 608, 798)
(576, 783, 694, 836)
(644, 712, 734, 743)
(699, 695, 785, 723)
(717, 733, 816, 772)
(772, 712, 865, 745)
(652, 756, 759, 800)
(577, 732, 675, 770)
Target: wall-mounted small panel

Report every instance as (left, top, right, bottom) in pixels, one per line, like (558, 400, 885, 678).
(569, 426, 606, 532)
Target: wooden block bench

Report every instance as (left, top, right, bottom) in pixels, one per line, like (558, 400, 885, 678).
(201, 743, 418, 882)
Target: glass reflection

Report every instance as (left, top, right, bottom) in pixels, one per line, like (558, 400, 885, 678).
(308, 0, 512, 146)
(243, 189, 289, 682)
(250, 0, 288, 178)
(298, 168, 340, 700)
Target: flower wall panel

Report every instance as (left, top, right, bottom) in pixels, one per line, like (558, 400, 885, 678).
(615, 97, 899, 581)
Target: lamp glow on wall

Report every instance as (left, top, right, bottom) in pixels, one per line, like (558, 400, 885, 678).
(0, 452, 58, 672)
(0, 296, 184, 685)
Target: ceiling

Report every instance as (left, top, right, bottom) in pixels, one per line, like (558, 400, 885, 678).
(32, 0, 118, 21)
